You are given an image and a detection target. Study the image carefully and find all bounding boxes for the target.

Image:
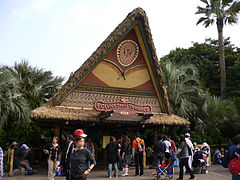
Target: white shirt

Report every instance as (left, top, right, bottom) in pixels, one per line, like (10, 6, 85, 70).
(185, 138, 194, 157)
(163, 140, 171, 153)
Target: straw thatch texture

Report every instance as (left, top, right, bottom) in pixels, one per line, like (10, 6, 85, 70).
(46, 7, 172, 115)
(145, 113, 190, 125)
(30, 106, 189, 125)
(30, 106, 99, 122)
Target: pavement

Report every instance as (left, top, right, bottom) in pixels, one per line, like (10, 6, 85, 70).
(3, 165, 232, 180)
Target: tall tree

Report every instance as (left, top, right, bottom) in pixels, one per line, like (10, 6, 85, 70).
(195, 0, 240, 99)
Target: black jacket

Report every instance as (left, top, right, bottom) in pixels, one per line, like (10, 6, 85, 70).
(154, 140, 166, 156)
(106, 141, 120, 164)
(60, 141, 74, 166)
(69, 148, 96, 176)
(43, 143, 60, 161)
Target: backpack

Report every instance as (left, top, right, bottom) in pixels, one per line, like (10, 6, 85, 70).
(136, 139, 144, 153)
(222, 150, 229, 168)
(229, 157, 240, 175)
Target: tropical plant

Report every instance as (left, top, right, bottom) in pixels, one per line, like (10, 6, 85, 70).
(8, 60, 64, 109)
(0, 67, 30, 130)
(195, 94, 240, 143)
(161, 38, 240, 111)
(196, 0, 240, 99)
(160, 60, 203, 119)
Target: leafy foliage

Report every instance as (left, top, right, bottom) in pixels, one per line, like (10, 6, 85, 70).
(161, 38, 240, 111)
(0, 60, 64, 150)
(160, 60, 203, 119)
(0, 67, 30, 130)
(160, 38, 240, 144)
(196, 0, 240, 27)
(9, 60, 64, 109)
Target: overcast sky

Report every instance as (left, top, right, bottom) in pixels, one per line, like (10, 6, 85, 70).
(1, 0, 240, 80)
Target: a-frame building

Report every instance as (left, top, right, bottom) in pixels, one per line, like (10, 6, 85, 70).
(30, 8, 189, 135)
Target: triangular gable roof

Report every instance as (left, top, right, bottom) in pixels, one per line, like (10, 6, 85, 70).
(47, 7, 172, 115)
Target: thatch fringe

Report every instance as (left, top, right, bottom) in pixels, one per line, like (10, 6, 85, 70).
(30, 106, 189, 125)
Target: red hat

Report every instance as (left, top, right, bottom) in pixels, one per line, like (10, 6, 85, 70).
(74, 129, 87, 137)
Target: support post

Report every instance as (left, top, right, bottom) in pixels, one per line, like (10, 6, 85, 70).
(54, 127, 60, 137)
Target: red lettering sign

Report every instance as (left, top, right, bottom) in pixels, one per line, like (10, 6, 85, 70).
(94, 97, 152, 115)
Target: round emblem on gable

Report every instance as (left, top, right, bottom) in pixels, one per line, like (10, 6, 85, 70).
(117, 40, 139, 66)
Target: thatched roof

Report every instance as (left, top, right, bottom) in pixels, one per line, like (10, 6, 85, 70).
(30, 106, 189, 126)
(30, 7, 190, 126)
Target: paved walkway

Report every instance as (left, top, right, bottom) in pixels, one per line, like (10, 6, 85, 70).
(3, 165, 232, 180)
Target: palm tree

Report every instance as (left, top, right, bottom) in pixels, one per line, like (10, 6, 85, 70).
(9, 60, 64, 109)
(195, 0, 240, 99)
(0, 67, 30, 130)
(160, 60, 203, 119)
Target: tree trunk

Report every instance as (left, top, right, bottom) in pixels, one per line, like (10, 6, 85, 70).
(217, 18, 226, 99)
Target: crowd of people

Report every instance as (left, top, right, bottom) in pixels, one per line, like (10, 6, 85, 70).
(104, 132, 209, 180)
(43, 129, 96, 180)
(1, 132, 240, 180)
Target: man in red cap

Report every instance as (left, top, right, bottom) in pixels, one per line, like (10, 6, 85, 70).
(74, 129, 87, 138)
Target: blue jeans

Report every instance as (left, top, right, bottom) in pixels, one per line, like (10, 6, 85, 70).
(108, 163, 118, 178)
(232, 175, 240, 180)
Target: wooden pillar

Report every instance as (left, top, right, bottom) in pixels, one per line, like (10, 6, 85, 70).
(54, 127, 60, 137)
(153, 128, 158, 144)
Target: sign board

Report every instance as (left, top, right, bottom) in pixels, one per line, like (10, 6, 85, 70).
(94, 97, 152, 115)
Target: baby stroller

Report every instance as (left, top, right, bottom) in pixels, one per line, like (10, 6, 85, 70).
(192, 150, 206, 174)
(151, 153, 176, 180)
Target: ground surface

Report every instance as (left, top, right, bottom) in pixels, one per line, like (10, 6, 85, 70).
(3, 165, 231, 180)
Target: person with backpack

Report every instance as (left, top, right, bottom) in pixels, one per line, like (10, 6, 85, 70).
(132, 132, 145, 176)
(106, 136, 120, 178)
(228, 136, 240, 167)
(121, 136, 131, 176)
(229, 145, 240, 179)
(176, 134, 195, 180)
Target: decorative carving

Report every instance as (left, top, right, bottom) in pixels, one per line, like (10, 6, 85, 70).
(60, 91, 162, 113)
(75, 85, 155, 97)
(117, 40, 139, 67)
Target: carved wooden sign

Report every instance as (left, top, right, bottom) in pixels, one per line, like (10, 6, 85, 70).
(94, 97, 152, 115)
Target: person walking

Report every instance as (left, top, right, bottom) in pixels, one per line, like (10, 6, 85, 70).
(154, 135, 166, 169)
(132, 132, 145, 176)
(163, 135, 171, 159)
(69, 133, 95, 180)
(185, 133, 194, 170)
(60, 135, 74, 180)
(43, 136, 60, 180)
(106, 136, 120, 178)
(176, 134, 195, 180)
(0, 146, 3, 180)
(121, 136, 131, 176)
